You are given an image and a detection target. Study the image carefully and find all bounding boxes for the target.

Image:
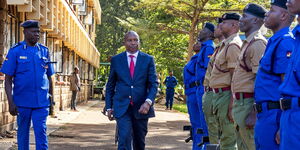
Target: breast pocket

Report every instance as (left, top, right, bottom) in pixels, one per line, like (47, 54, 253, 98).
(40, 57, 49, 73)
(294, 62, 300, 84)
(17, 58, 31, 72)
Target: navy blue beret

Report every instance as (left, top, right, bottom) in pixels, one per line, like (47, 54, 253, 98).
(204, 22, 215, 33)
(244, 3, 267, 19)
(222, 13, 241, 21)
(271, 0, 288, 9)
(216, 18, 223, 24)
(21, 20, 40, 28)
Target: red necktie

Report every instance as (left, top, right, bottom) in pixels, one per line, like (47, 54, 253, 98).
(129, 55, 135, 78)
(129, 55, 135, 106)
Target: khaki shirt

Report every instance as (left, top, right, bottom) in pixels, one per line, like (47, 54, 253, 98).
(232, 31, 267, 93)
(209, 33, 242, 88)
(203, 41, 224, 87)
(70, 73, 81, 91)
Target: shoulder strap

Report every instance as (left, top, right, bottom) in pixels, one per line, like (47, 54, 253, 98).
(240, 39, 267, 72)
(214, 43, 240, 73)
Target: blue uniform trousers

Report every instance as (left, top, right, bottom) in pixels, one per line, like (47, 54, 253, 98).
(254, 103, 281, 150)
(196, 86, 209, 147)
(166, 88, 175, 109)
(280, 97, 300, 150)
(187, 93, 205, 150)
(116, 106, 148, 150)
(17, 107, 49, 150)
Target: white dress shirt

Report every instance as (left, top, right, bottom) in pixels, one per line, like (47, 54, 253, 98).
(126, 51, 139, 68)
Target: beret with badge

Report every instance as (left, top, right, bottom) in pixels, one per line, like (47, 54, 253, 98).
(271, 0, 288, 9)
(204, 22, 215, 33)
(244, 3, 267, 19)
(20, 20, 40, 28)
(221, 12, 241, 21)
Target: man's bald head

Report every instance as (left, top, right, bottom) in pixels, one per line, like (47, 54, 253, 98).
(124, 31, 140, 54)
(124, 31, 140, 41)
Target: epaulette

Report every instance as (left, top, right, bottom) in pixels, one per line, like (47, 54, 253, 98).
(38, 43, 48, 49)
(10, 42, 22, 49)
(282, 32, 295, 39)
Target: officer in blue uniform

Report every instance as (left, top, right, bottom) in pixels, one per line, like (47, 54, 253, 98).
(164, 71, 178, 110)
(195, 23, 215, 147)
(253, 1, 295, 149)
(1, 20, 55, 150)
(279, 0, 300, 149)
(183, 43, 202, 150)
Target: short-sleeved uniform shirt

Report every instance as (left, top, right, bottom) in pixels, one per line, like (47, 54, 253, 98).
(232, 31, 267, 93)
(196, 40, 214, 84)
(254, 27, 295, 103)
(279, 25, 300, 98)
(164, 76, 178, 88)
(1, 41, 55, 108)
(183, 53, 198, 95)
(203, 41, 224, 87)
(209, 33, 242, 88)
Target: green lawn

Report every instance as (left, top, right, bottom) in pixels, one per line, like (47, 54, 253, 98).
(173, 103, 188, 113)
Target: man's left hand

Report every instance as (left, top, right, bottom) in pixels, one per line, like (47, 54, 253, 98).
(138, 102, 151, 114)
(245, 106, 257, 129)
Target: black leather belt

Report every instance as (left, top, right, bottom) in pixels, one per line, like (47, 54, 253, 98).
(189, 81, 200, 88)
(166, 87, 174, 89)
(280, 98, 300, 111)
(255, 101, 280, 113)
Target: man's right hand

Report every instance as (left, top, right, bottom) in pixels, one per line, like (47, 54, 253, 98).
(8, 102, 18, 116)
(107, 109, 114, 121)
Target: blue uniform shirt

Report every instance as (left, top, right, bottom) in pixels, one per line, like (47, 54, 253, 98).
(1, 41, 55, 108)
(196, 40, 214, 83)
(183, 53, 199, 95)
(164, 76, 178, 88)
(254, 27, 295, 102)
(280, 25, 300, 97)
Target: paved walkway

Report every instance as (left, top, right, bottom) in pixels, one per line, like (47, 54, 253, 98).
(0, 100, 192, 150)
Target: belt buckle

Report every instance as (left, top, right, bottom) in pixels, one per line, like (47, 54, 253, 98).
(279, 99, 284, 110)
(254, 103, 262, 113)
(195, 81, 199, 87)
(233, 93, 237, 100)
(213, 88, 216, 93)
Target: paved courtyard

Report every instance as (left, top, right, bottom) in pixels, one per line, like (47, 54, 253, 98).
(0, 100, 192, 150)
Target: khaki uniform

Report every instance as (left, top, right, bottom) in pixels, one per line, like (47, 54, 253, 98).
(231, 31, 266, 150)
(202, 41, 224, 144)
(209, 33, 242, 150)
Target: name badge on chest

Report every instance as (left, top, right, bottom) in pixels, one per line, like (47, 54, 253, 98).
(19, 56, 27, 59)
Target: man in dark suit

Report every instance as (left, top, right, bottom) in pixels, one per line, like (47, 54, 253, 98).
(105, 31, 158, 150)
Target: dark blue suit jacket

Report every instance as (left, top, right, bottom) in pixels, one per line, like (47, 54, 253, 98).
(105, 51, 158, 119)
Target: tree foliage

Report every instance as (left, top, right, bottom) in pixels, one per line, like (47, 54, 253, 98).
(96, 0, 270, 87)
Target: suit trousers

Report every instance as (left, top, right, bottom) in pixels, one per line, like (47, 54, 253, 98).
(17, 107, 49, 150)
(116, 105, 149, 150)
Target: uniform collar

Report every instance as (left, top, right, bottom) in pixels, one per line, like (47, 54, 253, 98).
(126, 50, 139, 58)
(224, 33, 239, 45)
(202, 39, 213, 46)
(270, 27, 290, 41)
(245, 30, 260, 42)
(293, 24, 300, 37)
(20, 41, 41, 50)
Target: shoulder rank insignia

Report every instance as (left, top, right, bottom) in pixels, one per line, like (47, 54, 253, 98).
(11, 42, 22, 49)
